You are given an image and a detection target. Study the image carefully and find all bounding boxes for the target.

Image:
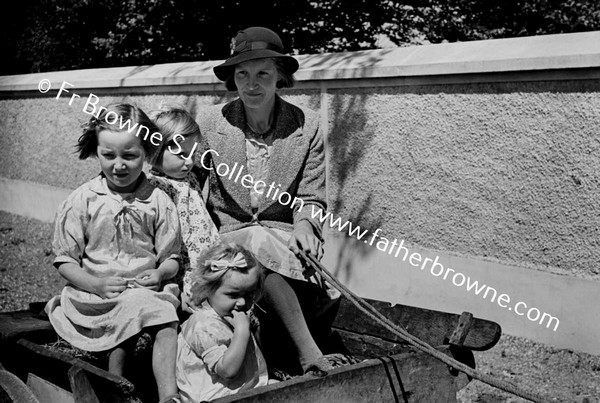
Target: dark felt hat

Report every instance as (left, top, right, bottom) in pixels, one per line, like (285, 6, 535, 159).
(213, 27, 299, 81)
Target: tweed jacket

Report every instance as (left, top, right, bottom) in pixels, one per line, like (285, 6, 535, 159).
(195, 95, 327, 239)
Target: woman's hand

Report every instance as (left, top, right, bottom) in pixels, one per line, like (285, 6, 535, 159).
(134, 270, 162, 291)
(95, 276, 127, 299)
(288, 220, 324, 260)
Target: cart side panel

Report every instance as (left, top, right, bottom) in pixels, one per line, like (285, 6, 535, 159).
(212, 347, 462, 403)
(333, 296, 501, 351)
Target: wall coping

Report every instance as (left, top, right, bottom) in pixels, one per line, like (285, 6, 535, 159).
(1, 31, 599, 93)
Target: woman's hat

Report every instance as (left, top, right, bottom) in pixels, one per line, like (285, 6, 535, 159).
(213, 27, 299, 81)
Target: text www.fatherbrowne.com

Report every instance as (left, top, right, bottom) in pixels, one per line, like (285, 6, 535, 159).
(310, 205, 560, 332)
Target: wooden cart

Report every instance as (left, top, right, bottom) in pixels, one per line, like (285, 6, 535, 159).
(0, 297, 500, 403)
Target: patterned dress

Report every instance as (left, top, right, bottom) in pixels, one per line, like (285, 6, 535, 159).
(45, 174, 181, 352)
(176, 301, 268, 402)
(147, 167, 221, 299)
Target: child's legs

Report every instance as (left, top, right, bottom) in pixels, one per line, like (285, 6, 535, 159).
(108, 336, 137, 376)
(259, 271, 323, 371)
(151, 321, 178, 400)
(108, 347, 127, 376)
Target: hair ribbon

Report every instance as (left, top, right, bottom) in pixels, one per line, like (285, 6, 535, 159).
(205, 252, 246, 273)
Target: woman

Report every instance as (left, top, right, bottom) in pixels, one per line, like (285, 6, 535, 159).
(195, 26, 338, 376)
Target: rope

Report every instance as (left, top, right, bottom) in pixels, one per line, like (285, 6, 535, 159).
(298, 250, 551, 403)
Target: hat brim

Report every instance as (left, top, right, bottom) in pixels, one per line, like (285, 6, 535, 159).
(213, 49, 299, 81)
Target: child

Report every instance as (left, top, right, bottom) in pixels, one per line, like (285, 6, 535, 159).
(45, 103, 182, 403)
(148, 106, 219, 311)
(176, 243, 268, 403)
(147, 105, 220, 312)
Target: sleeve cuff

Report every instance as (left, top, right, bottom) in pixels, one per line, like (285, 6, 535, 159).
(53, 255, 79, 269)
(201, 344, 228, 374)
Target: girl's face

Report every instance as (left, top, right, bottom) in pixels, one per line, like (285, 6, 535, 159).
(234, 58, 279, 111)
(97, 129, 145, 193)
(158, 134, 198, 179)
(208, 267, 261, 318)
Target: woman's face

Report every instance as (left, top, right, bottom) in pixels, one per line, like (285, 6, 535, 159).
(234, 58, 279, 111)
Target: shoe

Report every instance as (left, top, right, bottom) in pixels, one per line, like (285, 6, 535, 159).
(323, 352, 362, 367)
(302, 355, 335, 377)
(302, 353, 362, 377)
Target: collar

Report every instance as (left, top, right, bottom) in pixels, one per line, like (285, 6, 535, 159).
(149, 168, 192, 183)
(88, 172, 154, 202)
(243, 97, 280, 138)
(219, 95, 293, 139)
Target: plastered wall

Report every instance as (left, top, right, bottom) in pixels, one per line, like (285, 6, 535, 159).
(325, 80, 600, 280)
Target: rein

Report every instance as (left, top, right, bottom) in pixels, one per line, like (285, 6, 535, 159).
(297, 250, 550, 403)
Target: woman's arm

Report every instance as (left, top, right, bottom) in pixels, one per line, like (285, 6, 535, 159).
(289, 110, 327, 259)
(57, 262, 126, 299)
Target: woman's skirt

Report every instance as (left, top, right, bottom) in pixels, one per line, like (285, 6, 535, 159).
(221, 226, 306, 281)
(220, 225, 340, 307)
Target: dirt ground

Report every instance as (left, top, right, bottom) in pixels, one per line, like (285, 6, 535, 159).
(1, 211, 599, 402)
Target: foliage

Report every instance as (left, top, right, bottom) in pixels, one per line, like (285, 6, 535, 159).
(4, 0, 600, 75)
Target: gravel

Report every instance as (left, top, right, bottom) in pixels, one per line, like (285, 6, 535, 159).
(1, 211, 599, 402)
(0, 211, 63, 312)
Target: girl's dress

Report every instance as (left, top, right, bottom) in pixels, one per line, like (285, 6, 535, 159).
(45, 173, 182, 352)
(176, 301, 268, 403)
(147, 166, 221, 300)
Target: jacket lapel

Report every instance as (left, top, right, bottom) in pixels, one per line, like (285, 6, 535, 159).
(209, 97, 309, 216)
(260, 97, 306, 213)
(210, 101, 252, 212)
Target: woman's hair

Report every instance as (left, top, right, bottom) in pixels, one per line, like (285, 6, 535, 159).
(149, 104, 201, 166)
(189, 242, 264, 306)
(77, 103, 159, 161)
(224, 57, 295, 91)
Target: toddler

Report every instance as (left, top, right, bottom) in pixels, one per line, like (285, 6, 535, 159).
(176, 243, 268, 402)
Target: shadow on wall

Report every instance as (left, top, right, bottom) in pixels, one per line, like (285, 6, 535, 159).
(321, 78, 600, 285)
(326, 92, 384, 285)
(311, 51, 400, 284)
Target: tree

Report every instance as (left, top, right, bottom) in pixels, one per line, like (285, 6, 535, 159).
(4, 0, 599, 75)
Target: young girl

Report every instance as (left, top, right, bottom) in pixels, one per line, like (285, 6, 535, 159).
(176, 243, 268, 402)
(147, 105, 220, 312)
(45, 103, 182, 403)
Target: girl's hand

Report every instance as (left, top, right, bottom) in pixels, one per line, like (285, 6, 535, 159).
(96, 277, 127, 299)
(134, 270, 162, 291)
(181, 290, 196, 313)
(226, 310, 250, 332)
(288, 220, 324, 260)
(216, 310, 251, 379)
